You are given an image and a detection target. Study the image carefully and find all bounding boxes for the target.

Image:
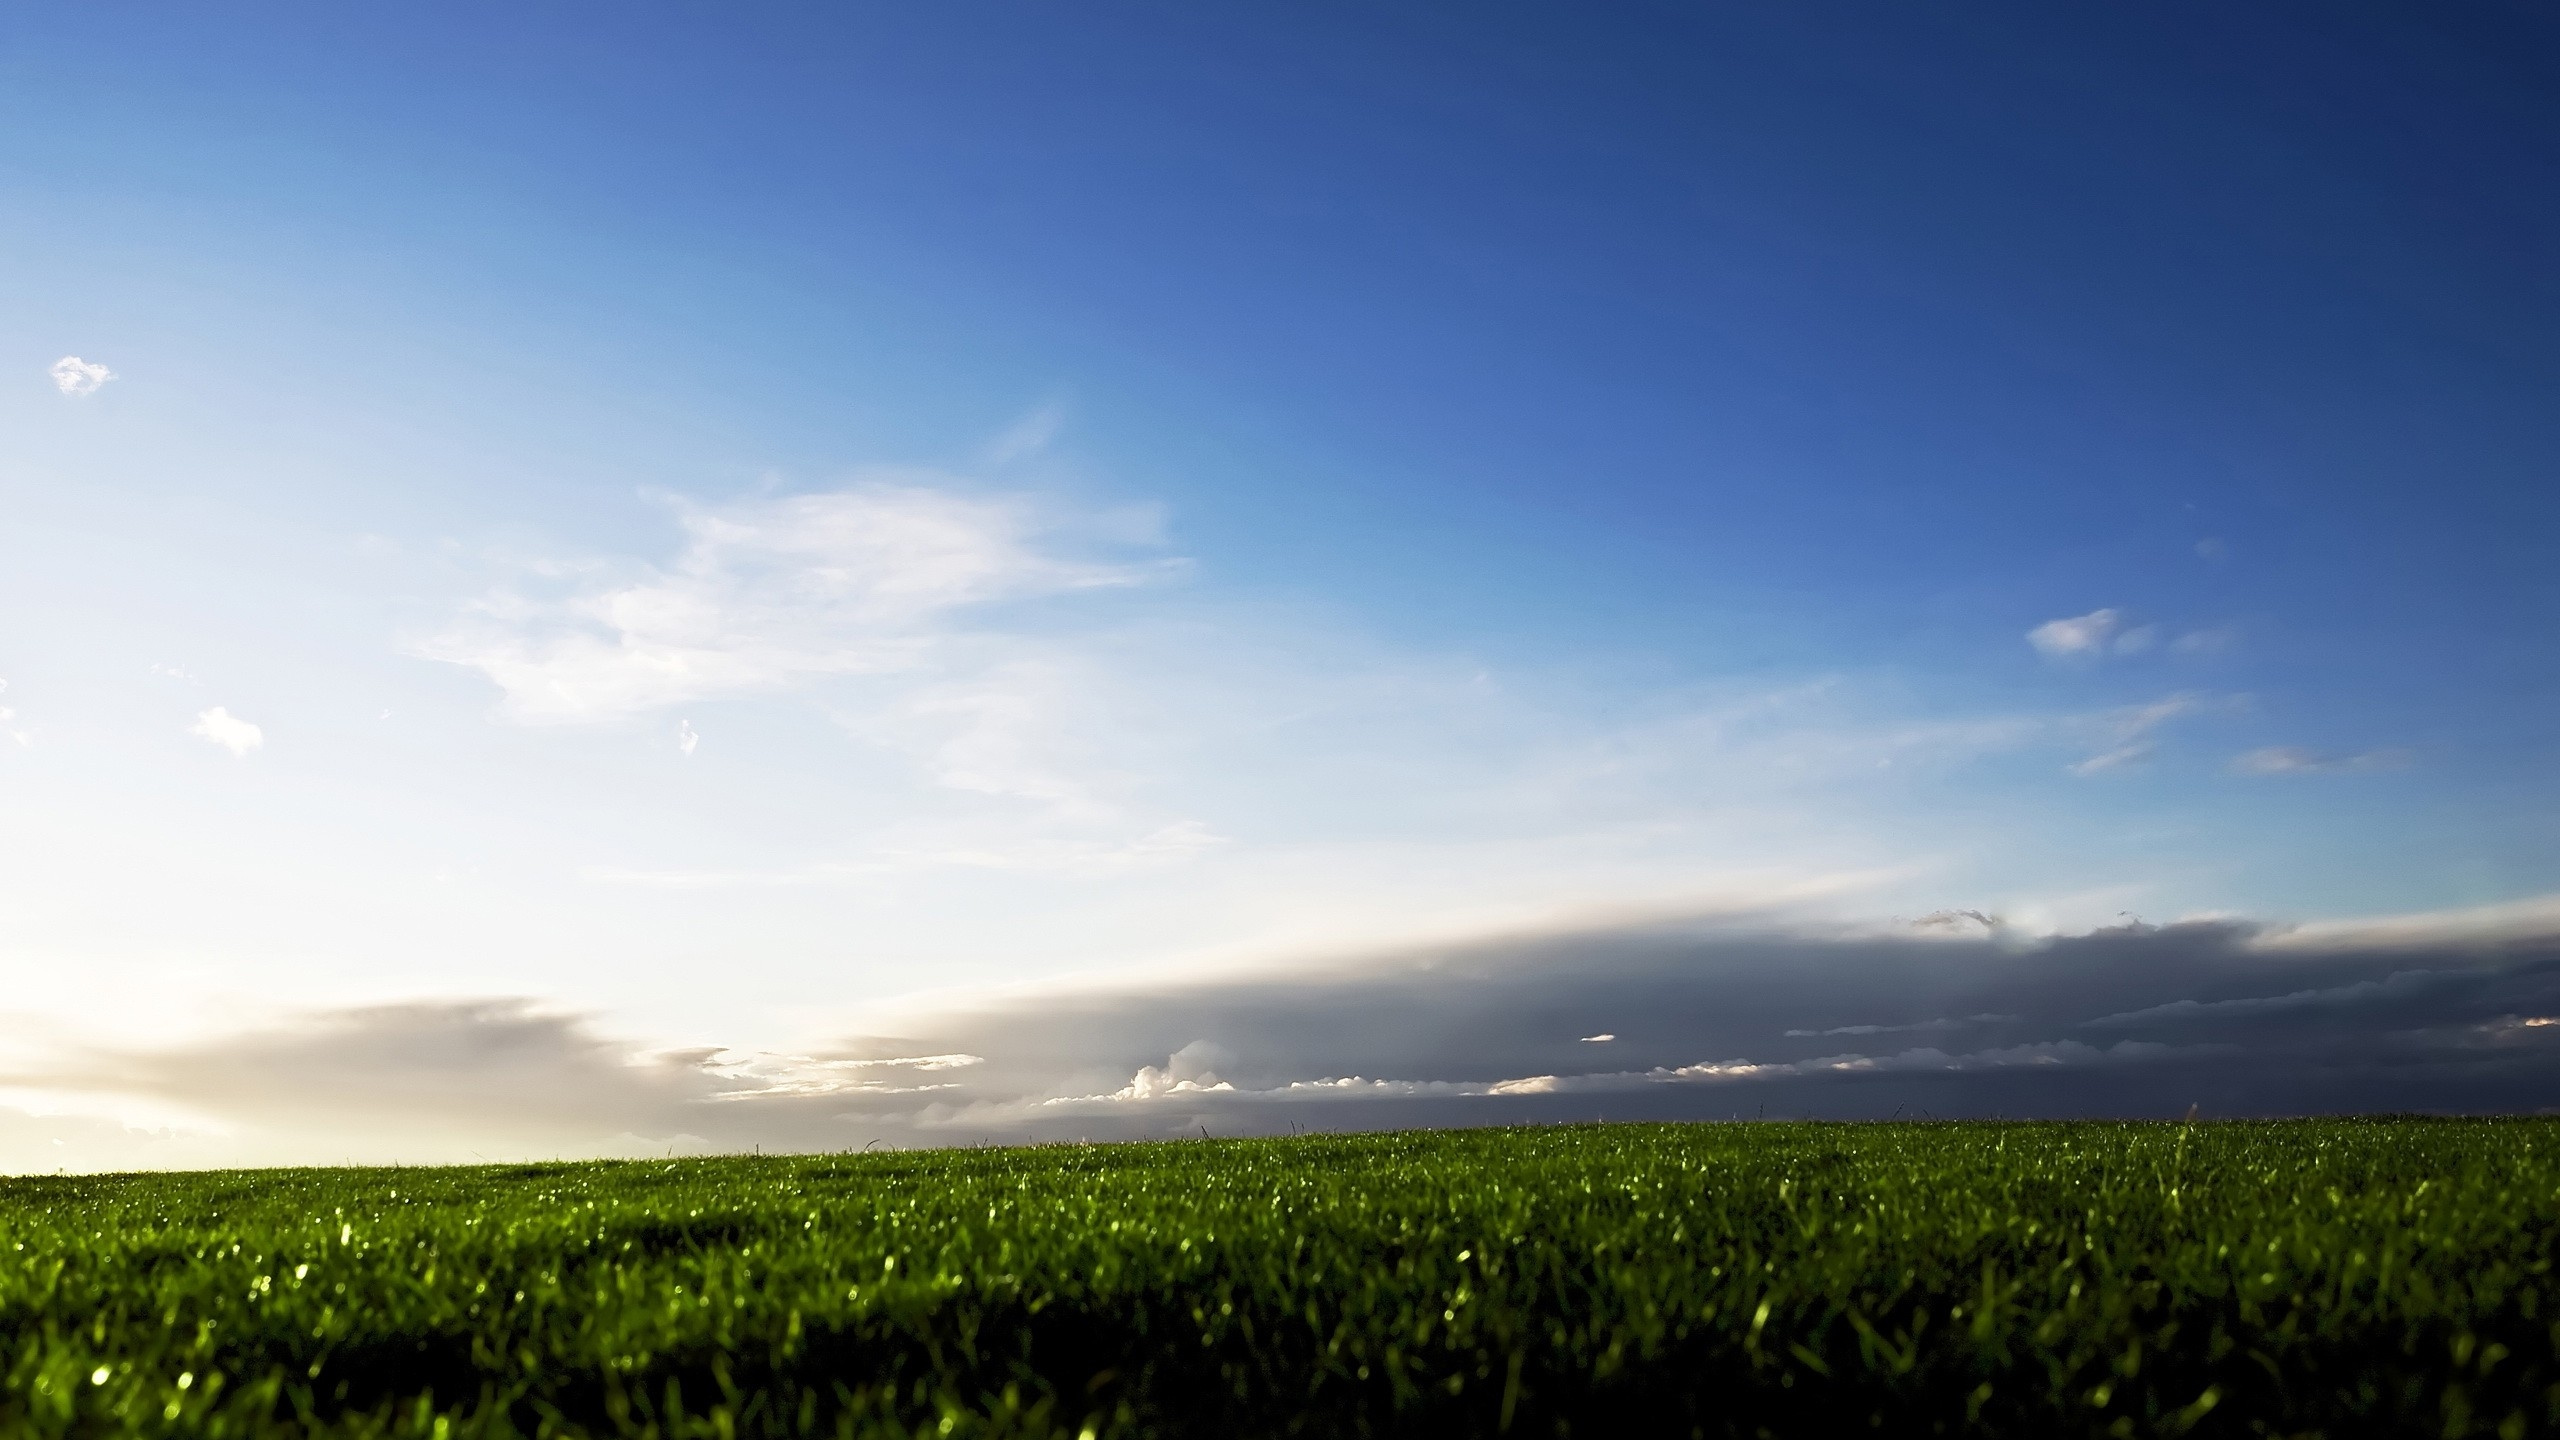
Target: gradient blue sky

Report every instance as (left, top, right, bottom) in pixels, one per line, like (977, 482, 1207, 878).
(3, 4, 2556, 1161)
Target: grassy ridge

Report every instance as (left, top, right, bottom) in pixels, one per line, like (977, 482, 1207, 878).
(3, 1119, 2557, 1437)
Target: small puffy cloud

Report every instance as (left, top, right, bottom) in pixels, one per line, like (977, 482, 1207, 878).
(49, 356, 114, 397)
(2027, 608, 2124, 659)
(1579, 1033, 1616, 1043)
(2231, 746, 2408, 777)
(677, 719, 699, 757)
(189, 706, 263, 757)
(1107, 1041, 1235, 1102)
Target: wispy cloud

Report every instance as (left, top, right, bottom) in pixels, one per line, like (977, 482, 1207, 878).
(189, 707, 262, 757)
(2257, 894, 2560, 951)
(48, 356, 113, 397)
(979, 399, 1069, 467)
(695, 1050, 983, 1101)
(421, 481, 2086, 920)
(418, 480, 1182, 723)
(2066, 744, 2150, 776)
(2067, 692, 2229, 775)
(834, 657, 1132, 816)
(2231, 746, 2408, 776)
(585, 820, 1227, 885)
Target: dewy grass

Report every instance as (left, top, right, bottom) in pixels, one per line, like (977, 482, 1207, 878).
(3, 1119, 2556, 1437)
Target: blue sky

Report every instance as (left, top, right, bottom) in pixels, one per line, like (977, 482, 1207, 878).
(3, 3, 2556, 1162)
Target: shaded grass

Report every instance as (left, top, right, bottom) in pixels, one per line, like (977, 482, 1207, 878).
(4, 1118, 2557, 1436)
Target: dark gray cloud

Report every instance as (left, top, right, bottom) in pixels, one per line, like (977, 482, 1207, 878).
(866, 916, 2560, 1138)
(15, 911, 2560, 1167)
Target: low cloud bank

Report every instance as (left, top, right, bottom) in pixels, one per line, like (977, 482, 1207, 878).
(11, 906, 2560, 1168)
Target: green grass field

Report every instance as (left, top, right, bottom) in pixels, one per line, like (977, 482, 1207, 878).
(4, 1119, 2556, 1438)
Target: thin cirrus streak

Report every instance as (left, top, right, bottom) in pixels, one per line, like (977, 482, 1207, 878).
(2231, 746, 2410, 776)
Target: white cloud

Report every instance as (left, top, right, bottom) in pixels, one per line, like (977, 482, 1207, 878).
(1579, 1033, 1615, 1043)
(2230, 746, 2407, 777)
(2027, 608, 2167, 661)
(418, 480, 1181, 723)
(2027, 608, 2121, 658)
(1105, 1041, 1235, 1101)
(2027, 609, 2211, 666)
(1511, 1037, 2183, 1094)
(1045, 1037, 2187, 1113)
(48, 356, 113, 397)
(677, 719, 699, 756)
(189, 707, 262, 757)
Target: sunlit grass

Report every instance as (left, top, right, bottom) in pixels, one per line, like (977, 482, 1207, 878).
(3, 1119, 2554, 1436)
